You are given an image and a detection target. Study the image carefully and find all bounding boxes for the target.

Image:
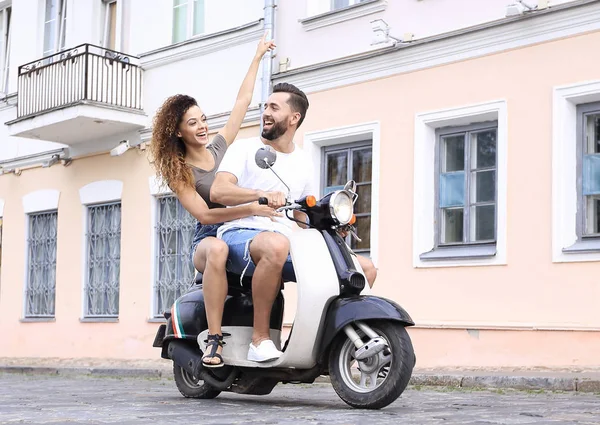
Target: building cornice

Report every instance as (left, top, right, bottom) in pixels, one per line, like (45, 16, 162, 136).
(274, 0, 600, 94)
(140, 20, 265, 69)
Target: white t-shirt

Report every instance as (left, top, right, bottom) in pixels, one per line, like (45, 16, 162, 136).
(215, 137, 315, 239)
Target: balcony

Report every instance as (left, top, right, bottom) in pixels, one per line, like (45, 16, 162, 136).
(6, 44, 147, 146)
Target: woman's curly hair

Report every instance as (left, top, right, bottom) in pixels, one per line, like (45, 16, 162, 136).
(149, 94, 199, 192)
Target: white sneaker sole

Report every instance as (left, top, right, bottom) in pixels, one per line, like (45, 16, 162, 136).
(247, 351, 283, 362)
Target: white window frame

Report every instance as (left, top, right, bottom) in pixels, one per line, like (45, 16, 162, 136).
(552, 80, 600, 263)
(101, 0, 122, 51)
(42, 0, 67, 57)
(79, 180, 123, 321)
(21, 189, 60, 321)
(303, 121, 380, 267)
(0, 4, 11, 95)
(413, 100, 508, 268)
(172, 0, 205, 44)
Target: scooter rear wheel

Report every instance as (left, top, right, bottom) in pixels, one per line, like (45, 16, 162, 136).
(173, 363, 221, 399)
(328, 320, 414, 409)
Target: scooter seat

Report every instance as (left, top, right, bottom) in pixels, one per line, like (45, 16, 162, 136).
(192, 270, 285, 292)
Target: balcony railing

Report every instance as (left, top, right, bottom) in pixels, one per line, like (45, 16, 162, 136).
(16, 44, 143, 119)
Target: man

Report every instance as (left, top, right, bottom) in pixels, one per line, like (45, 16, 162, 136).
(210, 83, 377, 363)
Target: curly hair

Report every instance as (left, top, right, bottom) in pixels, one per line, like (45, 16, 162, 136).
(149, 94, 198, 192)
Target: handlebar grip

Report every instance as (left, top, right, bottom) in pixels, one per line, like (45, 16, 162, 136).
(258, 197, 268, 205)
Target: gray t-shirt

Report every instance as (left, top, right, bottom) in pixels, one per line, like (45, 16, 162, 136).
(189, 134, 227, 210)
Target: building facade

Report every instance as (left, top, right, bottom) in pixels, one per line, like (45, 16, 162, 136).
(1, 0, 598, 369)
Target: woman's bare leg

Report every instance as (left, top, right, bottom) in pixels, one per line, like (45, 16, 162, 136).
(193, 237, 229, 365)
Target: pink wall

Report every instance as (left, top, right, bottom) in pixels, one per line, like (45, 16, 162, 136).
(289, 31, 600, 367)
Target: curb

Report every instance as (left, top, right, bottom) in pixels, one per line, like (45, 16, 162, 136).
(2, 366, 599, 393)
(0, 366, 167, 379)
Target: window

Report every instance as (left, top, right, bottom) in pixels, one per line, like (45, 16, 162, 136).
(331, 0, 368, 10)
(43, 0, 67, 57)
(84, 202, 121, 318)
(0, 5, 11, 94)
(172, 0, 205, 44)
(435, 123, 498, 247)
(25, 211, 58, 318)
(322, 142, 372, 253)
(414, 100, 507, 267)
(577, 102, 600, 239)
(154, 195, 196, 318)
(102, 0, 118, 50)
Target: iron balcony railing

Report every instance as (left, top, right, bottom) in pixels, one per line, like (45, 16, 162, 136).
(16, 44, 143, 119)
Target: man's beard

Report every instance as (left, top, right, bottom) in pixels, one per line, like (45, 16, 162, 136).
(261, 119, 287, 140)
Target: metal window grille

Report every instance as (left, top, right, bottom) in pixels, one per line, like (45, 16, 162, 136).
(85, 202, 121, 317)
(154, 196, 196, 317)
(25, 211, 58, 318)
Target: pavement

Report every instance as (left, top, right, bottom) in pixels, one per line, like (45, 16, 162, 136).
(1, 357, 600, 393)
(1, 372, 599, 424)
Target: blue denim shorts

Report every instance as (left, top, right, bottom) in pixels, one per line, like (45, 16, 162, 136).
(190, 221, 222, 263)
(220, 228, 297, 282)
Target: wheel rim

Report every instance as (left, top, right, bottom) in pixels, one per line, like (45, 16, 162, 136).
(180, 368, 204, 388)
(337, 327, 392, 393)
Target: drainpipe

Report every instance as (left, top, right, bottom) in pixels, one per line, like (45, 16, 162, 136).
(260, 0, 276, 135)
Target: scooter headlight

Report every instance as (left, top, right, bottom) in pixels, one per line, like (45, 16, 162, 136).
(329, 191, 354, 225)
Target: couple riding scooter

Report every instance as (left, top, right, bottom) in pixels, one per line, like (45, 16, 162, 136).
(153, 83, 416, 410)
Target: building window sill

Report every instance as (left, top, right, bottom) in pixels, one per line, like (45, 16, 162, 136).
(148, 317, 167, 324)
(80, 317, 119, 323)
(20, 317, 56, 323)
(420, 244, 497, 261)
(562, 238, 600, 254)
(299, 0, 387, 32)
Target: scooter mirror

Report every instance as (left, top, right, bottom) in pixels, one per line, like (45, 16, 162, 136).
(255, 146, 277, 170)
(344, 180, 359, 204)
(344, 180, 357, 193)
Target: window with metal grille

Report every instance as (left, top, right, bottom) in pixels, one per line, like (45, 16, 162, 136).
(84, 202, 121, 318)
(154, 195, 196, 317)
(321, 142, 372, 254)
(25, 211, 58, 318)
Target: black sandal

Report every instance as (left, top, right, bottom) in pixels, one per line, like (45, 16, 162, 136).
(202, 333, 230, 368)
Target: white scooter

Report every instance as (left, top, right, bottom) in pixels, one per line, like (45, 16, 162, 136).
(153, 147, 416, 409)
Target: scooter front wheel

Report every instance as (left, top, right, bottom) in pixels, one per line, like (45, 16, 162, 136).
(173, 362, 221, 399)
(328, 320, 415, 409)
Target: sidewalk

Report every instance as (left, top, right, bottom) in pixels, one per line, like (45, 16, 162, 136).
(1, 357, 599, 393)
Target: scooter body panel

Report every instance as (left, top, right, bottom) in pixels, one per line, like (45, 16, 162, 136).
(164, 279, 285, 344)
(198, 228, 342, 369)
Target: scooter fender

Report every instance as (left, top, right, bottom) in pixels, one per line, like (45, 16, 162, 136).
(318, 295, 415, 358)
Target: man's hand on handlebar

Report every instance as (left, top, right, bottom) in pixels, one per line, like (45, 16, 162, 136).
(258, 191, 287, 209)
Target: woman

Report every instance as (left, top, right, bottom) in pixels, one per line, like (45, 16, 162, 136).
(149, 34, 277, 368)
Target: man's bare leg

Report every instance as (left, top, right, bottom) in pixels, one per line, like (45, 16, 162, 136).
(248, 231, 290, 346)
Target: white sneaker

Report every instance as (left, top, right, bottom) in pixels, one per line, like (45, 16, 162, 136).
(247, 339, 283, 362)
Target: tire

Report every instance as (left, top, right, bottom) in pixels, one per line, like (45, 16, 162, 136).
(328, 321, 414, 409)
(172, 363, 221, 399)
